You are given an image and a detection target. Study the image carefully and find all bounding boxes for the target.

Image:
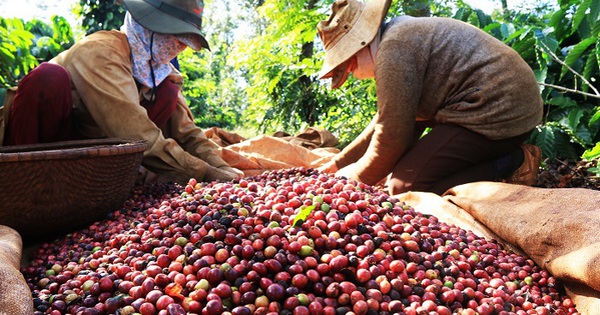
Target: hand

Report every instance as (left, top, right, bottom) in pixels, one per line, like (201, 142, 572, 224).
(137, 165, 158, 185)
(317, 160, 339, 174)
(204, 165, 244, 181)
(219, 165, 245, 179)
(335, 164, 358, 180)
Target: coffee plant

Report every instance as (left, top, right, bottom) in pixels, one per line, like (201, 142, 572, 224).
(0, 15, 75, 105)
(229, 0, 599, 159)
(452, 0, 600, 162)
(75, 0, 125, 36)
(1, 0, 598, 159)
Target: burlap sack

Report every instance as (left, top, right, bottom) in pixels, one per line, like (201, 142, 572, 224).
(398, 182, 600, 315)
(395, 191, 527, 257)
(396, 182, 600, 315)
(204, 127, 247, 147)
(216, 135, 339, 176)
(138, 128, 340, 181)
(443, 182, 600, 314)
(0, 225, 34, 314)
(205, 127, 339, 150)
(273, 127, 339, 149)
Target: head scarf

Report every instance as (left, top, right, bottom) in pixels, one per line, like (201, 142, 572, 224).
(352, 26, 381, 79)
(122, 12, 191, 88)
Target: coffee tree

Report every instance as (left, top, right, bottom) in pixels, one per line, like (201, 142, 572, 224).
(0, 18, 37, 89)
(457, 0, 600, 161)
(75, 0, 125, 35)
(1, 0, 598, 162)
(229, 0, 599, 159)
(0, 15, 74, 104)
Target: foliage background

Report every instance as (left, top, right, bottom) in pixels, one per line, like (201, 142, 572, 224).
(0, 0, 598, 162)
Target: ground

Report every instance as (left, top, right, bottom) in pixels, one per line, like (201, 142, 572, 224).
(535, 158, 600, 190)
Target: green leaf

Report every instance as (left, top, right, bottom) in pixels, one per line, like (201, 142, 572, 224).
(482, 22, 500, 34)
(534, 68, 548, 88)
(0, 47, 15, 59)
(531, 125, 557, 159)
(590, 108, 600, 126)
(500, 23, 510, 39)
(561, 37, 597, 79)
(575, 124, 594, 146)
(572, 0, 592, 31)
(453, 8, 470, 22)
(293, 205, 316, 227)
(475, 9, 490, 28)
(597, 37, 600, 71)
(513, 36, 537, 60)
(531, 124, 580, 160)
(587, 167, 600, 176)
(504, 27, 528, 43)
(549, 8, 567, 40)
(567, 107, 585, 130)
(582, 142, 600, 160)
(589, 0, 600, 28)
(546, 96, 577, 108)
(582, 51, 598, 93)
(535, 29, 559, 55)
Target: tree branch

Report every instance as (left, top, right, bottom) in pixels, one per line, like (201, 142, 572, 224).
(537, 41, 600, 96)
(539, 82, 600, 99)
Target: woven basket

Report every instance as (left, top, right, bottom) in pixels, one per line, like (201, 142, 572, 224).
(0, 138, 147, 241)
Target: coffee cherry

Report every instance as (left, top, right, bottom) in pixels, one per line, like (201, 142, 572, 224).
(22, 168, 577, 315)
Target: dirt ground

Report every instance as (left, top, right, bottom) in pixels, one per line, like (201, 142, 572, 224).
(535, 158, 600, 190)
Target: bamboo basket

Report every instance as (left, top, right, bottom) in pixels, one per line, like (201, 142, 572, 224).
(0, 138, 147, 241)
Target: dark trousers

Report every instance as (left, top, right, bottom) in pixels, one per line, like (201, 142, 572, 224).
(388, 124, 530, 195)
(4, 62, 178, 146)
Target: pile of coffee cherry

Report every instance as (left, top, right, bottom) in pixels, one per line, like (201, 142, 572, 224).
(22, 168, 577, 315)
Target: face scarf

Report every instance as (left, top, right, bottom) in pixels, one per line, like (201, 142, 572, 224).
(121, 12, 189, 89)
(353, 27, 381, 79)
(331, 27, 382, 87)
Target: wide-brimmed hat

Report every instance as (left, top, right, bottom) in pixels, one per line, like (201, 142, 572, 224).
(122, 0, 210, 51)
(317, 0, 391, 87)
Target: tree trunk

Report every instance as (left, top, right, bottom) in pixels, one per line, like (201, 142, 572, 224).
(299, 0, 318, 126)
(500, 0, 508, 15)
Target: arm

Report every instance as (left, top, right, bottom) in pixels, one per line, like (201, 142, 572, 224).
(318, 113, 377, 174)
(165, 92, 243, 177)
(345, 39, 425, 185)
(333, 114, 378, 169)
(56, 33, 236, 183)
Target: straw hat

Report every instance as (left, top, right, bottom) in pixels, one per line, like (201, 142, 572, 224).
(122, 0, 210, 50)
(317, 0, 392, 88)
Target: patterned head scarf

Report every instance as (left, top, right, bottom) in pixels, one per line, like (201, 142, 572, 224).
(121, 12, 199, 88)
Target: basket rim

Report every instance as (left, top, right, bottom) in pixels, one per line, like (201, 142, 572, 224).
(0, 138, 147, 162)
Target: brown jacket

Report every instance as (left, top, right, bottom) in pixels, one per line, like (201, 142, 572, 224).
(1, 30, 233, 183)
(335, 16, 543, 185)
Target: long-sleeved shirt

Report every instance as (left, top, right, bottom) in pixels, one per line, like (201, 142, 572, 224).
(334, 16, 543, 185)
(1, 30, 231, 184)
